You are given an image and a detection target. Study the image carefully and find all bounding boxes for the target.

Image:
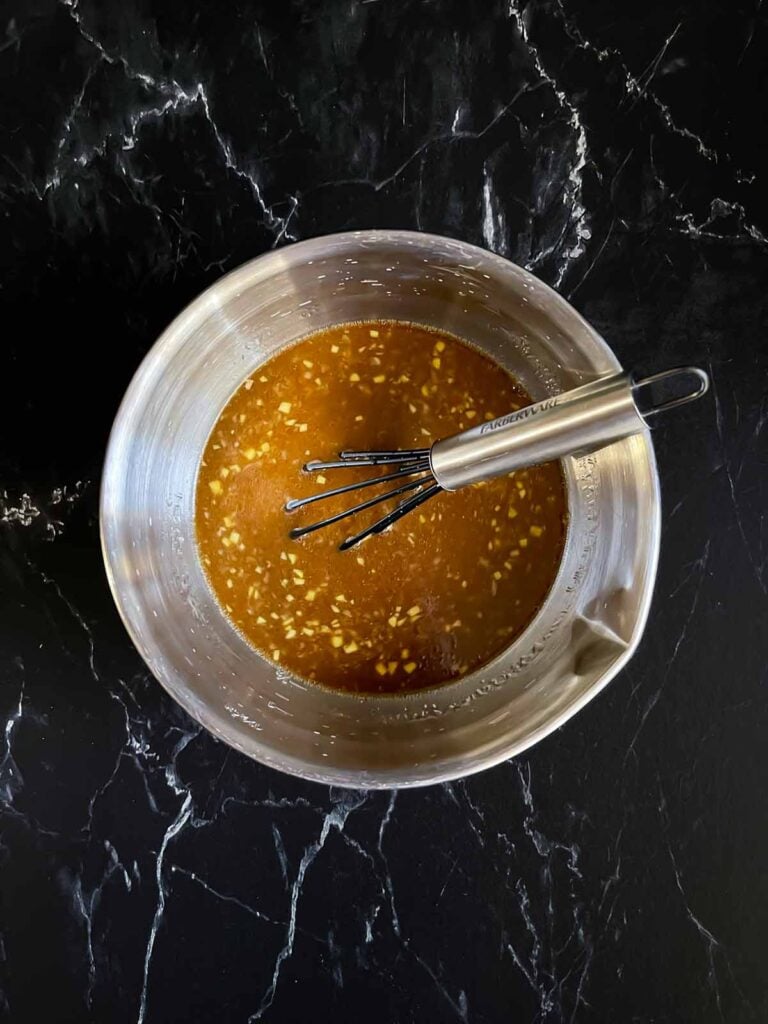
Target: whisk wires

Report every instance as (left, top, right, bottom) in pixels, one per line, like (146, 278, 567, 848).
(285, 449, 442, 550)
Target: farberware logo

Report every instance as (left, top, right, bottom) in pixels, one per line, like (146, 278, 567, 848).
(479, 397, 559, 435)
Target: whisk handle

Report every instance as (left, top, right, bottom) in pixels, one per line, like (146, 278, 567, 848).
(429, 367, 709, 491)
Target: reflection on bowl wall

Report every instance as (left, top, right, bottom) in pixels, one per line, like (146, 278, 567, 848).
(100, 230, 660, 788)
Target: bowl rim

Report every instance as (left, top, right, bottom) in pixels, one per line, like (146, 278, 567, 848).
(100, 229, 661, 788)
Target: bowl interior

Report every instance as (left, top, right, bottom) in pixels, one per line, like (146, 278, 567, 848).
(101, 231, 660, 787)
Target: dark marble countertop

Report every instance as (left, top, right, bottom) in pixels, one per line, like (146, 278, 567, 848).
(2, 0, 767, 1020)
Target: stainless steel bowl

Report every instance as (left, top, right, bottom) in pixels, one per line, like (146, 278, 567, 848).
(101, 230, 660, 788)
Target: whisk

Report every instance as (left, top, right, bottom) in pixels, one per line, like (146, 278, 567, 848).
(285, 366, 709, 550)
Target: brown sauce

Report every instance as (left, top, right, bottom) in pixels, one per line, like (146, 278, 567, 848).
(195, 321, 567, 694)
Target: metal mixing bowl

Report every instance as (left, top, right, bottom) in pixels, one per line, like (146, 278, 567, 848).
(101, 230, 660, 787)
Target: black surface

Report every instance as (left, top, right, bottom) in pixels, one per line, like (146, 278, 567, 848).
(1, 1, 767, 1021)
